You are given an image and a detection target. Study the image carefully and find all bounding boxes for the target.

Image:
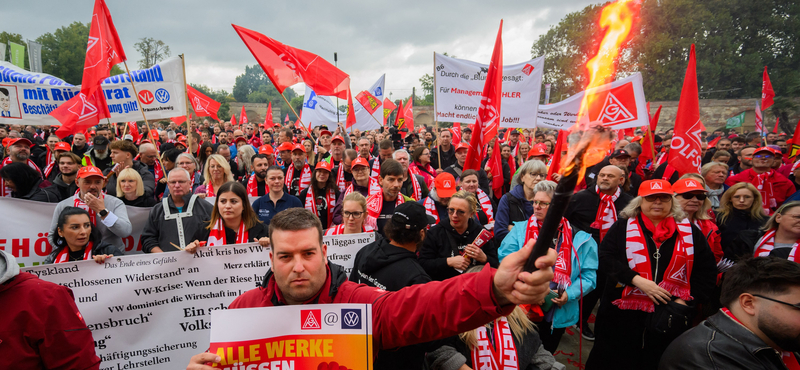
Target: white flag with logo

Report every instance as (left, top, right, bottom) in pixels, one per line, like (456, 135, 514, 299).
(301, 75, 385, 131)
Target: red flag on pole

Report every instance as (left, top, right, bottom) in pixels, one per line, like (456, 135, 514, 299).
(762, 66, 775, 111)
(53, 0, 127, 138)
(356, 90, 381, 115)
(240, 105, 248, 124)
(640, 105, 662, 161)
(402, 98, 414, 134)
(394, 100, 404, 129)
(171, 116, 186, 125)
(230, 113, 237, 126)
(667, 44, 705, 176)
(186, 85, 221, 121)
(127, 122, 140, 143)
(547, 130, 566, 181)
(773, 117, 780, 134)
(452, 122, 462, 143)
(263, 102, 274, 129)
(790, 119, 800, 158)
(464, 20, 503, 198)
(382, 98, 397, 126)
(284, 113, 290, 123)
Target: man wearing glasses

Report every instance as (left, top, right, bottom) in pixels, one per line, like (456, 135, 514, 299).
(726, 146, 795, 215)
(661, 256, 800, 370)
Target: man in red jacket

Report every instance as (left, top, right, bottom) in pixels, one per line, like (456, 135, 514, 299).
(187, 208, 556, 369)
(0, 250, 100, 370)
(726, 146, 795, 215)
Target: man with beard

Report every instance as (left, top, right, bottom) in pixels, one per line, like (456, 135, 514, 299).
(82, 136, 113, 172)
(0, 137, 41, 197)
(366, 159, 411, 237)
(392, 149, 429, 201)
(369, 139, 394, 180)
(48, 166, 131, 248)
(431, 129, 456, 172)
(660, 257, 800, 370)
(103, 140, 155, 198)
(565, 165, 633, 341)
(726, 146, 794, 214)
(285, 144, 311, 197)
(71, 133, 89, 157)
(46, 152, 82, 201)
(141, 168, 213, 253)
(245, 154, 271, 197)
(730, 145, 756, 175)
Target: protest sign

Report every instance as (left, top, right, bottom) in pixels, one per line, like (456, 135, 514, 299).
(210, 304, 372, 370)
(323, 231, 375, 276)
(433, 53, 544, 128)
(0, 56, 186, 125)
(535, 73, 649, 130)
(301, 75, 385, 131)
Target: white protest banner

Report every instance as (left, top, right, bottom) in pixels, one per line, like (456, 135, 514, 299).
(535, 73, 649, 130)
(323, 231, 374, 275)
(301, 75, 385, 131)
(433, 53, 544, 128)
(210, 304, 372, 370)
(0, 56, 186, 125)
(21, 243, 272, 370)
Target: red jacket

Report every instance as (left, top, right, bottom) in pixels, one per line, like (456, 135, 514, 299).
(230, 263, 514, 352)
(0, 272, 100, 370)
(725, 168, 795, 212)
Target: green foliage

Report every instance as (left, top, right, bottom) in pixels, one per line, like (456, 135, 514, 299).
(134, 37, 171, 69)
(232, 64, 298, 120)
(36, 22, 90, 85)
(190, 83, 232, 121)
(0, 32, 28, 69)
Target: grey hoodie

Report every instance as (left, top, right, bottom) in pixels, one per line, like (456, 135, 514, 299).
(0, 250, 20, 285)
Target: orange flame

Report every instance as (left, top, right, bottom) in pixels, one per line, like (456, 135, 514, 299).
(563, 0, 639, 182)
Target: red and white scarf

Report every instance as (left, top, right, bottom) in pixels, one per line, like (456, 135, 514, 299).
(423, 196, 440, 224)
(614, 217, 695, 312)
(407, 170, 422, 201)
(335, 160, 346, 193)
(43, 161, 56, 179)
(54, 243, 93, 263)
(73, 190, 101, 224)
(304, 187, 337, 228)
(754, 229, 799, 262)
(0, 157, 41, 197)
(369, 156, 381, 180)
(153, 159, 164, 182)
(246, 174, 266, 197)
(206, 181, 217, 198)
(207, 218, 248, 246)
(476, 189, 495, 223)
(525, 215, 574, 288)
(365, 192, 405, 229)
(324, 223, 375, 236)
(285, 163, 312, 193)
(344, 178, 381, 197)
(471, 317, 518, 370)
(754, 170, 778, 214)
(590, 186, 620, 241)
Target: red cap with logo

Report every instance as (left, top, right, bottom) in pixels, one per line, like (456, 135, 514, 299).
(319, 130, 333, 137)
(672, 178, 705, 194)
(315, 160, 333, 172)
(77, 166, 105, 179)
(258, 145, 274, 155)
(754, 146, 780, 157)
(435, 172, 457, 198)
(454, 142, 469, 152)
(7, 137, 33, 148)
(292, 143, 306, 153)
(528, 143, 549, 158)
(277, 142, 294, 152)
(54, 142, 71, 152)
(351, 156, 370, 170)
(331, 135, 345, 143)
(638, 179, 673, 197)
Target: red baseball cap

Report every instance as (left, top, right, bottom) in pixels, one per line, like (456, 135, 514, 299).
(351, 156, 370, 170)
(454, 142, 469, 152)
(277, 142, 294, 152)
(435, 172, 457, 198)
(528, 143, 548, 158)
(292, 143, 306, 153)
(672, 178, 705, 194)
(258, 145, 274, 155)
(319, 130, 333, 137)
(315, 160, 333, 172)
(233, 136, 247, 144)
(638, 179, 673, 197)
(77, 166, 104, 179)
(754, 146, 780, 156)
(54, 142, 71, 152)
(331, 135, 345, 143)
(7, 138, 33, 148)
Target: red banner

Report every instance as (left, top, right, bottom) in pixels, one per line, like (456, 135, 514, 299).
(667, 44, 705, 176)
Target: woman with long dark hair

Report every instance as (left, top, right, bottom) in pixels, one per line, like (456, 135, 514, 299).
(45, 207, 123, 264)
(299, 160, 340, 229)
(716, 182, 767, 260)
(185, 182, 269, 251)
(410, 146, 436, 188)
(197, 142, 214, 173)
(0, 162, 58, 202)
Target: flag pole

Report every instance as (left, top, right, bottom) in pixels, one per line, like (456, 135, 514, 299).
(647, 125, 657, 161)
(279, 90, 314, 139)
(432, 52, 442, 170)
(180, 54, 194, 153)
(122, 61, 165, 169)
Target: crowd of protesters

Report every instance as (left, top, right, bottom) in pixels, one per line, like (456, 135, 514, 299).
(3, 119, 800, 370)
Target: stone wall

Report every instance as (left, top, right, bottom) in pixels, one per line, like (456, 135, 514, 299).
(644, 98, 799, 132)
(228, 102, 282, 124)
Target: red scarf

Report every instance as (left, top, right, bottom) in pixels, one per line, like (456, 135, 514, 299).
(754, 170, 778, 214)
(153, 160, 164, 182)
(525, 215, 574, 289)
(246, 174, 266, 197)
(0, 157, 41, 197)
(335, 160, 346, 193)
(423, 196, 439, 224)
(323, 224, 375, 236)
(590, 186, 620, 241)
(470, 317, 519, 370)
(54, 242, 93, 263)
(476, 189, 495, 223)
(366, 192, 405, 229)
(409, 161, 435, 188)
(206, 181, 217, 197)
(285, 163, 312, 193)
(614, 216, 695, 312)
(408, 170, 422, 201)
(43, 161, 56, 179)
(73, 190, 101, 224)
(369, 156, 381, 180)
(344, 178, 381, 198)
(207, 218, 248, 246)
(754, 229, 798, 262)
(304, 186, 337, 228)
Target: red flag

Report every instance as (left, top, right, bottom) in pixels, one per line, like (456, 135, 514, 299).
(452, 122, 462, 143)
(762, 66, 775, 111)
(489, 140, 503, 195)
(547, 130, 566, 180)
(53, 0, 126, 138)
(707, 136, 721, 149)
(640, 105, 661, 161)
(240, 105, 248, 124)
(127, 122, 140, 143)
(667, 44, 705, 176)
(382, 98, 397, 126)
(773, 117, 780, 134)
(790, 119, 800, 158)
(171, 115, 186, 125)
(263, 102, 274, 129)
(356, 90, 381, 115)
(394, 100, 405, 128)
(230, 113, 237, 126)
(284, 113, 290, 123)
(465, 21, 503, 172)
(402, 98, 414, 133)
(186, 85, 221, 121)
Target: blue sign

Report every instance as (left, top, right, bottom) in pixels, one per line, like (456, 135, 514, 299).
(154, 88, 170, 103)
(374, 87, 383, 97)
(304, 91, 318, 109)
(341, 309, 361, 329)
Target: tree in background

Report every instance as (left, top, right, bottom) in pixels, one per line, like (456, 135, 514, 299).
(232, 65, 298, 120)
(134, 37, 171, 69)
(190, 83, 232, 121)
(0, 32, 28, 69)
(36, 22, 123, 85)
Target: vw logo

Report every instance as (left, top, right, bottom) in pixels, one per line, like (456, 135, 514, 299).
(154, 88, 170, 104)
(343, 311, 359, 327)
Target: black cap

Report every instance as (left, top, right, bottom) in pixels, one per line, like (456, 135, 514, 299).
(93, 135, 109, 150)
(391, 202, 436, 231)
(462, 127, 472, 133)
(509, 130, 520, 135)
(610, 149, 631, 159)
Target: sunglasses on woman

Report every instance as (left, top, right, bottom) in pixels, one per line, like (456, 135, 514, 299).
(643, 194, 672, 202)
(679, 193, 707, 201)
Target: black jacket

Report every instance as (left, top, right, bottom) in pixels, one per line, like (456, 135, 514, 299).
(659, 311, 793, 370)
(717, 209, 767, 260)
(45, 175, 78, 201)
(565, 187, 634, 244)
(431, 145, 456, 170)
(349, 237, 431, 291)
(16, 178, 59, 203)
(120, 195, 158, 208)
(400, 173, 429, 201)
(444, 163, 490, 195)
(141, 194, 214, 253)
(103, 161, 156, 198)
(419, 219, 498, 281)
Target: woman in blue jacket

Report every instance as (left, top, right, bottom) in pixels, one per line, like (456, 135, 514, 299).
(499, 180, 598, 354)
(493, 160, 547, 244)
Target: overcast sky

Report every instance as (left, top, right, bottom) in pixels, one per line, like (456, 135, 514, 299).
(4, 0, 600, 98)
